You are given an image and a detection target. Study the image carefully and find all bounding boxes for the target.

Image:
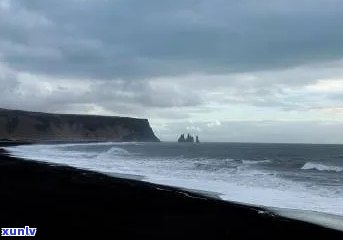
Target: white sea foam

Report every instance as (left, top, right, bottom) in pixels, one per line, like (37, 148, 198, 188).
(96, 147, 130, 159)
(301, 162, 343, 172)
(4, 143, 343, 218)
(242, 159, 271, 165)
(271, 207, 343, 231)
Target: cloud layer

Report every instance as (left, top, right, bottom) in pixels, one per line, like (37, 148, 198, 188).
(2, 0, 343, 79)
(1, 0, 343, 142)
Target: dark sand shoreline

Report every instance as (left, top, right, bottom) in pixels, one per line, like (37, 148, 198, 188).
(0, 142, 343, 239)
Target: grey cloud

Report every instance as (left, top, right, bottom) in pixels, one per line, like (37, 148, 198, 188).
(2, 0, 343, 79)
(89, 80, 203, 108)
(0, 70, 203, 116)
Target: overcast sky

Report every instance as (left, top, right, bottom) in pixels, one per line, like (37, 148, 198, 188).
(1, 0, 343, 143)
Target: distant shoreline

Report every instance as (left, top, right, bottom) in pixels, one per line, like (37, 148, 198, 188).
(0, 142, 342, 238)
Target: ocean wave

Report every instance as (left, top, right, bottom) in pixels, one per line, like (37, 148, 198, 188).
(96, 147, 130, 159)
(301, 162, 343, 172)
(242, 159, 271, 165)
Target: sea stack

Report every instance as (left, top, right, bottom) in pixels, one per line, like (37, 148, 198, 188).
(178, 133, 198, 143)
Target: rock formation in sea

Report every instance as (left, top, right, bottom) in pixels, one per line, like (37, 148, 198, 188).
(178, 134, 186, 142)
(196, 136, 200, 143)
(178, 133, 199, 143)
(0, 108, 160, 142)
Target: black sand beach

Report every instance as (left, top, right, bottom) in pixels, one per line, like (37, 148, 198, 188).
(0, 143, 342, 239)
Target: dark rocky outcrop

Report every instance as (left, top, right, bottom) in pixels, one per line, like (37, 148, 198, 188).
(178, 133, 199, 143)
(0, 108, 160, 142)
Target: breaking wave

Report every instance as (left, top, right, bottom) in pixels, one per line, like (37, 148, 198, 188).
(301, 162, 343, 172)
(242, 159, 271, 165)
(97, 147, 130, 158)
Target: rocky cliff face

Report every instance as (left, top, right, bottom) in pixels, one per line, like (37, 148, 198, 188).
(0, 108, 160, 142)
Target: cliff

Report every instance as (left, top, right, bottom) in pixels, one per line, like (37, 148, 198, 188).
(0, 108, 160, 142)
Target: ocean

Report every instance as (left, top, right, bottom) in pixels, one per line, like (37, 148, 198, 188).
(5, 142, 343, 221)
